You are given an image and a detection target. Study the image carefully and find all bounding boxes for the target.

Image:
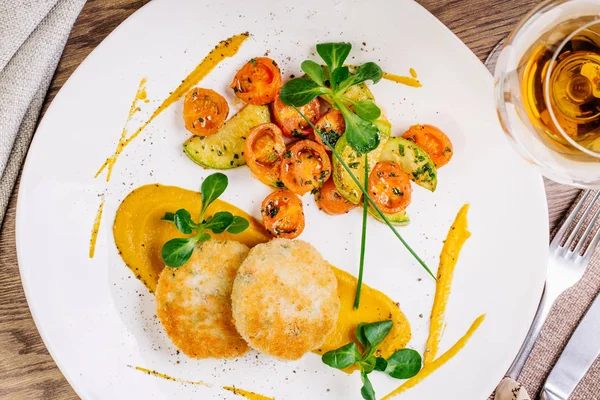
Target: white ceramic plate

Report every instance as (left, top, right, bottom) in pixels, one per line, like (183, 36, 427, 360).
(16, 0, 549, 399)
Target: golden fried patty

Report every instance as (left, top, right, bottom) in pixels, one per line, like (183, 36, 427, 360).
(231, 238, 340, 360)
(156, 240, 250, 359)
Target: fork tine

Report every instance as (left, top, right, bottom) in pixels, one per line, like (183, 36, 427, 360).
(583, 220, 600, 259)
(562, 191, 600, 250)
(578, 200, 600, 259)
(551, 190, 592, 248)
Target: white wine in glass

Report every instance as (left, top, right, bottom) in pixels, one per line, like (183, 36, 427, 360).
(495, 0, 600, 188)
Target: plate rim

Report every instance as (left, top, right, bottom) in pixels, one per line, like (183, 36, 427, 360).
(14, 0, 549, 398)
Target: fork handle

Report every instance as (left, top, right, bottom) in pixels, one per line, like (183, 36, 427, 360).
(506, 284, 555, 379)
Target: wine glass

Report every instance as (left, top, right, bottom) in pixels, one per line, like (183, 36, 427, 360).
(494, 0, 600, 189)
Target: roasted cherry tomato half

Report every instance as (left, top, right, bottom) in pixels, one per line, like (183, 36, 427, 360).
(280, 140, 332, 195)
(368, 161, 412, 214)
(314, 109, 346, 151)
(261, 189, 305, 239)
(315, 177, 357, 215)
(244, 123, 286, 188)
(183, 88, 229, 136)
(402, 124, 453, 167)
(272, 91, 320, 138)
(230, 57, 282, 105)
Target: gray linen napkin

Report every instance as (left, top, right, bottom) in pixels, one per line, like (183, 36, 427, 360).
(0, 0, 86, 227)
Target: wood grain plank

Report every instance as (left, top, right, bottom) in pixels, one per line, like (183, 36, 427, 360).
(0, 182, 80, 400)
(420, 0, 541, 62)
(0, 0, 577, 399)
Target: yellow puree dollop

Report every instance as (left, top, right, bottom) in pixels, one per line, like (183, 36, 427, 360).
(113, 184, 411, 357)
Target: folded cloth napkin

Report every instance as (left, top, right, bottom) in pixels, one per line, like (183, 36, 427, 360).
(0, 0, 86, 228)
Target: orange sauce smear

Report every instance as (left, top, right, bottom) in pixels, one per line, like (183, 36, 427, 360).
(381, 314, 486, 399)
(132, 366, 209, 386)
(113, 184, 268, 292)
(223, 386, 275, 400)
(88, 195, 105, 258)
(89, 33, 249, 259)
(95, 78, 148, 182)
(424, 204, 471, 363)
(382, 205, 482, 398)
(345, 64, 421, 87)
(95, 33, 249, 182)
(132, 366, 274, 398)
(89, 78, 147, 259)
(382, 71, 422, 87)
(119, 32, 249, 151)
(317, 266, 411, 368)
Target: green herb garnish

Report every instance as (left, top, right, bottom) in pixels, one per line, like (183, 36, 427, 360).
(321, 129, 342, 148)
(289, 107, 435, 303)
(392, 188, 403, 196)
(280, 43, 435, 309)
(354, 156, 369, 309)
(322, 320, 422, 400)
(160, 173, 250, 267)
(280, 42, 383, 154)
(293, 106, 434, 281)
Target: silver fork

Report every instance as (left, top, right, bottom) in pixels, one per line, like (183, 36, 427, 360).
(506, 190, 600, 379)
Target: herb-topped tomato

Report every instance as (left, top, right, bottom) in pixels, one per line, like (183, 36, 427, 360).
(244, 123, 286, 188)
(368, 161, 412, 214)
(261, 189, 305, 239)
(272, 91, 320, 138)
(315, 178, 357, 215)
(183, 88, 229, 136)
(314, 109, 345, 150)
(230, 57, 282, 105)
(402, 124, 453, 167)
(280, 140, 331, 195)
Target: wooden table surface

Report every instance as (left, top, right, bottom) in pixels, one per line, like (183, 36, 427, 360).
(0, 0, 582, 398)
